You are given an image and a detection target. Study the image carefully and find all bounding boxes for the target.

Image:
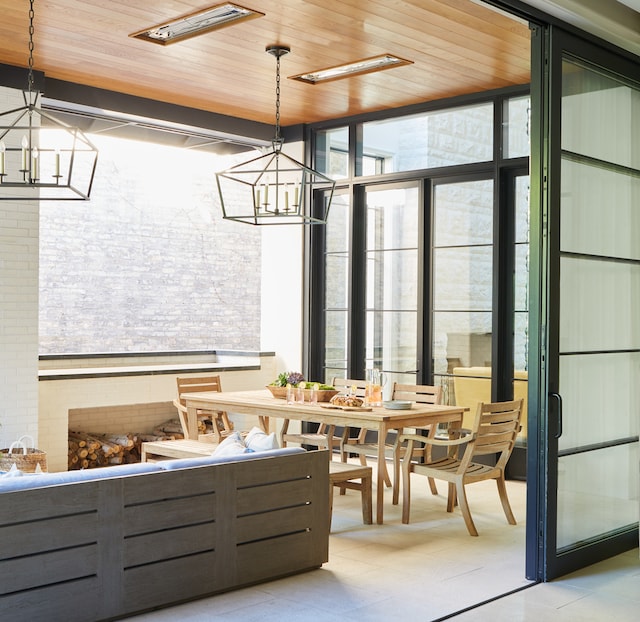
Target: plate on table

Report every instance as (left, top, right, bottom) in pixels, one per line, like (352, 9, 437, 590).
(383, 400, 413, 410)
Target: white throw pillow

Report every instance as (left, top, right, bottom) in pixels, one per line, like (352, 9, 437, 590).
(213, 431, 249, 457)
(1, 464, 25, 477)
(245, 426, 279, 452)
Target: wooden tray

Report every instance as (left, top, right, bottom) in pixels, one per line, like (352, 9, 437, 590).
(320, 404, 373, 412)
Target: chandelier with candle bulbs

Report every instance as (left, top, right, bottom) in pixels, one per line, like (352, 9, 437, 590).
(215, 45, 335, 225)
(0, 0, 98, 201)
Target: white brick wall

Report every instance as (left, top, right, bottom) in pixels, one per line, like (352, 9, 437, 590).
(0, 86, 40, 449)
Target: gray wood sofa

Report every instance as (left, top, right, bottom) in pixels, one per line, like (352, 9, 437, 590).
(0, 447, 329, 621)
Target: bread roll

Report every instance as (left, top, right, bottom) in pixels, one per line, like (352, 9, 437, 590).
(330, 394, 364, 407)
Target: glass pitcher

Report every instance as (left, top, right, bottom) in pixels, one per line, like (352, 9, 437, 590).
(365, 368, 386, 407)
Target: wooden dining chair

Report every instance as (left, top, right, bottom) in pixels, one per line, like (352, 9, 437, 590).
(344, 382, 443, 502)
(173, 375, 234, 442)
(281, 377, 366, 458)
(400, 398, 523, 536)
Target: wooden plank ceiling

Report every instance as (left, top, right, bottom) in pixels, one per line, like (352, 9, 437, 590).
(0, 0, 531, 127)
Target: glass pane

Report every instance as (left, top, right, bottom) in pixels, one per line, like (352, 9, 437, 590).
(561, 158, 640, 261)
(557, 58, 640, 555)
(558, 352, 640, 451)
(448, 363, 492, 431)
(503, 95, 530, 159)
(434, 180, 493, 247)
(514, 174, 530, 441)
(557, 444, 639, 550)
(315, 126, 349, 180)
(360, 103, 493, 175)
(559, 257, 640, 352)
(515, 175, 530, 244)
(366, 191, 419, 249)
(325, 310, 347, 372)
(514, 311, 529, 371)
(325, 193, 350, 253)
(366, 250, 418, 311)
(562, 61, 640, 170)
(515, 245, 529, 312)
(364, 185, 419, 376)
(325, 254, 348, 308)
(432, 311, 493, 375)
(433, 247, 493, 311)
(433, 178, 493, 426)
(365, 311, 417, 376)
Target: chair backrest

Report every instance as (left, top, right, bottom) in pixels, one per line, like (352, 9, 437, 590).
(461, 399, 523, 470)
(331, 377, 367, 397)
(176, 375, 222, 408)
(391, 382, 442, 405)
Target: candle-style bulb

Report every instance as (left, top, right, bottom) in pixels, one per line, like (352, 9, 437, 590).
(32, 147, 39, 180)
(21, 135, 28, 170)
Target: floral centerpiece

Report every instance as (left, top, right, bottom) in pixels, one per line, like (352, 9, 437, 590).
(266, 371, 338, 402)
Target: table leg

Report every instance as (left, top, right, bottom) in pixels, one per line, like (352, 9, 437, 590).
(185, 404, 199, 440)
(376, 423, 386, 524)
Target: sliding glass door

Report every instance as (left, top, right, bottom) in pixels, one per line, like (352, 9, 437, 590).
(532, 26, 640, 580)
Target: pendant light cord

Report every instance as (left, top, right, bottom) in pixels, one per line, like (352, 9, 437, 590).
(27, 0, 35, 97)
(266, 45, 289, 152)
(274, 51, 281, 144)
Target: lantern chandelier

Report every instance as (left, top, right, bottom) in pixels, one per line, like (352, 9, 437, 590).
(0, 0, 98, 201)
(216, 45, 335, 225)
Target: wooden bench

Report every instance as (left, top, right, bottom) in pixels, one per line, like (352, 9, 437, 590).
(329, 461, 373, 526)
(141, 439, 217, 462)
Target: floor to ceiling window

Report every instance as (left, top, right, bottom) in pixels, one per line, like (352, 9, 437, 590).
(364, 184, 420, 391)
(309, 89, 530, 419)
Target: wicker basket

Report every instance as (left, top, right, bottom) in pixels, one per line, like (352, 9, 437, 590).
(0, 435, 48, 473)
(266, 385, 339, 402)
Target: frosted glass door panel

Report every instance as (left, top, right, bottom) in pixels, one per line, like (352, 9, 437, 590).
(557, 444, 639, 550)
(559, 257, 640, 352)
(562, 64, 640, 170)
(553, 57, 640, 560)
(558, 353, 640, 450)
(561, 158, 640, 261)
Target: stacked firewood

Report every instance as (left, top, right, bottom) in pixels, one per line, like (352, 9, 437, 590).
(68, 418, 210, 470)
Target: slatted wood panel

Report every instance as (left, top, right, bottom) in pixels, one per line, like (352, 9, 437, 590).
(0, 449, 329, 621)
(0, 0, 531, 125)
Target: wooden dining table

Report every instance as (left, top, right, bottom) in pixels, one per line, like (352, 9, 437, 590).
(182, 388, 466, 524)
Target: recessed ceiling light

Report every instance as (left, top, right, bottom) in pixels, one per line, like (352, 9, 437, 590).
(130, 3, 264, 45)
(290, 54, 413, 84)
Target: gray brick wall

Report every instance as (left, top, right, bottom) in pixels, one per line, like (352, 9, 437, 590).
(39, 135, 261, 353)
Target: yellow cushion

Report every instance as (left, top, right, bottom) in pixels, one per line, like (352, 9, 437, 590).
(452, 367, 528, 440)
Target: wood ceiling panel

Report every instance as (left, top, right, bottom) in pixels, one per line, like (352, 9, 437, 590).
(0, 0, 531, 127)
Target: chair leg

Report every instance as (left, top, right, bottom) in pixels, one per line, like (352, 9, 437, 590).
(456, 480, 478, 536)
(329, 483, 334, 530)
(428, 477, 438, 495)
(496, 474, 517, 525)
(380, 459, 392, 488)
(361, 472, 373, 524)
(392, 451, 400, 505)
(424, 431, 439, 495)
(401, 462, 411, 524)
(446, 482, 456, 513)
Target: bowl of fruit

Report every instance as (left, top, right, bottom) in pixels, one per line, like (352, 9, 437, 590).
(266, 372, 338, 402)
